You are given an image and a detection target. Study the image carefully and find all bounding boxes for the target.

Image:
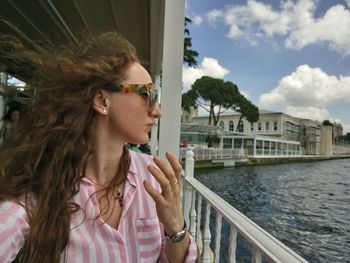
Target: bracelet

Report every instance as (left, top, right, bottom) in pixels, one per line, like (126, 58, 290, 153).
(165, 220, 187, 244)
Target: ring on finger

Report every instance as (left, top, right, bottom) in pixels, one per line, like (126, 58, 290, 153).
(173, 179, 178, 185)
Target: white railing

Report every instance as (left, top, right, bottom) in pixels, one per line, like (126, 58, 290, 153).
(182, 150, 309, 263)
(180, 148, 247, 160)
(332, 145, 350, 155)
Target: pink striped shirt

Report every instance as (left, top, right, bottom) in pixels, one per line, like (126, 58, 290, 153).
(0, 151, 198, 262)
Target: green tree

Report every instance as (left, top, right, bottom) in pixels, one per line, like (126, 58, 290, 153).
(345, 133, 350, 143)
(183, 76, 228, 125)
(221, 81, 259, 131)
(183, 17, 199, 67)
(322, 120, 333, 126)
(233, 95, 259, 132)
(182, 76, 259, 127)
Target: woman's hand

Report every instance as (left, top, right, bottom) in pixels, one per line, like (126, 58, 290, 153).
(143, 152, 184, 235)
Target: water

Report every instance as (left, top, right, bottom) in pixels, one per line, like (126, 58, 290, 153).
(194, 159, 350, 263)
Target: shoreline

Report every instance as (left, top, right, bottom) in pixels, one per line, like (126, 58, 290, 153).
(193, 155, 350, 169)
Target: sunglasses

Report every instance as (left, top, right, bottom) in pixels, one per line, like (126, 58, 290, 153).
(110, 83, 159, 112)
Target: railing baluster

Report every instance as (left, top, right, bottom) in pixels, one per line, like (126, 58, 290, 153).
(189, 190, 197, 237)
(201, 202, 212, 263)
(252, 248, 262, 263)
(183, 150, 194, 225)
(214, 213, 222, 263)
(228, 225, 238, 263)
(196, 194, 202, 243)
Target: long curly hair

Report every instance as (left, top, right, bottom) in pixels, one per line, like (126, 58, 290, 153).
(0, 27, 138, 262)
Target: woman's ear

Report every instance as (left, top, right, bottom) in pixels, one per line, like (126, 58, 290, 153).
(93, 90, 110, 115)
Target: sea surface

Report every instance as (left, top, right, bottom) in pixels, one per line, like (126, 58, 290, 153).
(194, 158, 350, 263)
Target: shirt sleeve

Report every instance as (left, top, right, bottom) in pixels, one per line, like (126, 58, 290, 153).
(158, 229, 198, 263)
(0, 201, 29, 263)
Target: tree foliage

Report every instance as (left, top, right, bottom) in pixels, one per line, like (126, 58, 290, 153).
(182, 76, 259, 127)
(226, 85, 259, 131)
(183, 17, 199, 67)
(322, 120, 333, 126)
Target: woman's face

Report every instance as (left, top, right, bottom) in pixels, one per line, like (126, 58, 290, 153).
(105, 62, 161, 145)
(10, 110, 20, 123)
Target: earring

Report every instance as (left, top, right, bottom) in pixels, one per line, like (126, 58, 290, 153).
(103, 109, 107, 114)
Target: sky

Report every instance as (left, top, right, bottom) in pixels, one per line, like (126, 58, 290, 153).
(184, 0, 350, 133)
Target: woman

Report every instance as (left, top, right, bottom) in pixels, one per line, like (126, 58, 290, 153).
(0, 31, 197, 262)
(0, 107, 21, 143)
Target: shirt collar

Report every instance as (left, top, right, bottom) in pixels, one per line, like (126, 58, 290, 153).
(127, 151, 138, 187)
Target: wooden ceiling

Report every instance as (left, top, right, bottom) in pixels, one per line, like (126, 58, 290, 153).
(0, 0, 164, 80)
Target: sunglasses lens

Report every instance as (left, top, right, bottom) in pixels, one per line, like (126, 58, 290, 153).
(149, 90, 157, 111)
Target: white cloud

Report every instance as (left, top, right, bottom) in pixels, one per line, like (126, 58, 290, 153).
(207, 9, 224, 25)
(204, 0, 350, 55)
(343, 124, 350, 134)
(259, 64, 350, 129)
(285, 106, 330, 122)
(192, 15, 203, 25)
(182, 57, 229, 92)
(285, 5, 350, 54)
(260, 64, 350, 109)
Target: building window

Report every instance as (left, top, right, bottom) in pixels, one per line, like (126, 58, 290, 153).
(258, 122, 262, 131)
(238, 120, 244, 132)
(265, 121, 270, 131)
(223, 138, 232, 148)
(274, 121, 278, 131)
(229, 121, 234, 131)
(250, 122, 254, 131)
(219, 121, 224, 130)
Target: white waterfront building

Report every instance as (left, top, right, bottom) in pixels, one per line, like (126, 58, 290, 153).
(181, 109, 326, 156)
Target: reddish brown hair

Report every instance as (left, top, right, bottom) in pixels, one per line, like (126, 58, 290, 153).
(0, 30, 138, 262)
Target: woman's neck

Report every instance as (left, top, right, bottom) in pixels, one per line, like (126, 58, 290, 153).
(84, 136, 126, 184)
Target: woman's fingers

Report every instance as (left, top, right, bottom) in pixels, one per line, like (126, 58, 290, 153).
(153, 152, 182, 183)
(143, 180, 165, 204)
(147, 165, 172, 197)
(165, 152, 183, 183)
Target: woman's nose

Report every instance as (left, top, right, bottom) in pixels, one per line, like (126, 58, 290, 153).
(150, 103, 162, 118)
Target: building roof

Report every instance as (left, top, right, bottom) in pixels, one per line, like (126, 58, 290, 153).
(0, 0, 164, 81)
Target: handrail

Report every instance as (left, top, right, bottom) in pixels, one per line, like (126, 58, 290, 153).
(185, 176, 309, 263)
(182, 150, 309, 263)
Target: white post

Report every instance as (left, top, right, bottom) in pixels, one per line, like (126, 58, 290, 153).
(201, 202, 212, 263)
(183, 150, 194, 226)
(189, 190, 197, 237)
(253, 138, 256, 157)
(158, 0, 185, 159)
(214, 213, 222, 263)
(150, 74, 160, 155)
(228, 225, 238, 263)
(252, 248, 262, 263)
(196, 194, 202, 243)
(275, 141, 278, 156)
